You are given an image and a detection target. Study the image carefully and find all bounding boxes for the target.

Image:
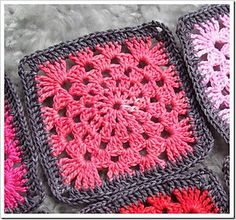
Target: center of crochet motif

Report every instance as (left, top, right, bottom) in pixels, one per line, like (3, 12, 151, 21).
(36, 36, 195, 190)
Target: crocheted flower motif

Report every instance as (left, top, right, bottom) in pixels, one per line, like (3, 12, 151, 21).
(4, 104, 27, 211)
(120, 187, 219, 213)
(36, 36, 195, 190)
(191, 14, 230, 124)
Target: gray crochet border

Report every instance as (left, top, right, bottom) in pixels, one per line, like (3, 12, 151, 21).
(4, 75, 44, 213)
(176, 4, 230, 143)
(18, 21, 214, 207)
(80, 168, 228, 213)
(223, 156, 230, 188)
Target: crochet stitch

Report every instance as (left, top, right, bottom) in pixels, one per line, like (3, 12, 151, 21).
(19, 21, 213, 206)
(4, 75, 44, 213)
(176, 4, 230, 143)
(81, 169, 228, 213)
(4, 107, 27, 211)
(222, 156, 229, 187)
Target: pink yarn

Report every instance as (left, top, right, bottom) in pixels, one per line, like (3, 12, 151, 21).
(191, 14, 230, 124)
(4, 103, 27, 211)
(36, 36, 196, 190)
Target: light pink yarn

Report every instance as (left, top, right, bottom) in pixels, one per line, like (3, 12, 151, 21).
(191, 14, 230, 124)
(4, 104, 27, 211)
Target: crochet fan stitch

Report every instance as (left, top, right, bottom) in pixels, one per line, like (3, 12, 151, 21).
(4, 75, 44, 213)
(176, 4, 230, 143)
(81, 169, 228, 213)
(19, 21, 213, 206)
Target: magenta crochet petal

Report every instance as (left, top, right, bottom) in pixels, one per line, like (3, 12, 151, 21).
(4, 75, 44, 213)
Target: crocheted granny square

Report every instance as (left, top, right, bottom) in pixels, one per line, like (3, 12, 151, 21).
(4, 75, 44, 213)
(81, 169, 228, 213)
(19, 21, 213, 205)
(177, 5, 230, 143)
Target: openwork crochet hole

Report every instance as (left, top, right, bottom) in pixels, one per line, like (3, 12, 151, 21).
(66, 132, 74, 142)
(102, 69, 112, 78)
(221, 88, 228, 96)
(111, 129, 116, 136)
(50, 126, 57, 135)
(151, 116, 159, 123)
(138, 60, 148, 69)
(73, 115, 81, 123)
(199, 53, 208, 61)
(156, 79, 164, 87)
(58, 107, 67, 117)
(124, 68, 132, 77)
(123, 142, 130, 149)
(213, 65, 220, 71)
(129, 164, 140, 171)
(139, 148, 148, 156)
(58, 150, 71, 159)
(85, 102, 93, 108)
(93, 48, 101, 56)
(111, 156, 119, 163)
(113, 102, 121, 110)
(73, 95, 82, 101)
(121, 43, 131, 54)
(142, 132, 149, 140)
(141, 77, 149, 85)
(111, 57, 120, 64)
(178, 114, 187, 122)
(84, 63, 94, 72)
(214, 41, 224, 51)
(84, 151, 91, 161)
(100, 141, 108, 150)
(83, 78, 90, 85)
(219, 103, 226, 110)
(158, 150, 168, 160)
(162, 208, 168, 213)
(161, 129, 171, 139)
(174, 87, 182, 94)
(61, 81, 71, 91)
(150, 97, 157, 103)
(42, 96, 54, 108)
(98, 168, 108, 181)
(66, 58, 76, 71)
(165, 104, 173, 112)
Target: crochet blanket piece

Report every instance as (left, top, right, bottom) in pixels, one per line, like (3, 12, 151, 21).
(177, 4, 230, 143)
(4, 75, 44, 213)
(81, 169, 228, 213)
(19, 21, 213, 206)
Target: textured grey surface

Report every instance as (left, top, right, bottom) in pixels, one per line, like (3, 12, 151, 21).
(4, 4, 229, 213)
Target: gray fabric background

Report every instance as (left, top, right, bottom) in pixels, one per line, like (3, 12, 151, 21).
(4, 4, 229, 213)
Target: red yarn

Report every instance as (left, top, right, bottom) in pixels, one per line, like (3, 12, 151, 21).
(120, 187, 219, 213)
(36, 36, 195, 189)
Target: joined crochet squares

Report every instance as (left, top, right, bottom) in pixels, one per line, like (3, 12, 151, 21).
(191, 14, 230, 124)
(36, 36, 196, 190)
(120, 187, 219, 213)
(4, 103, 27, 211)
